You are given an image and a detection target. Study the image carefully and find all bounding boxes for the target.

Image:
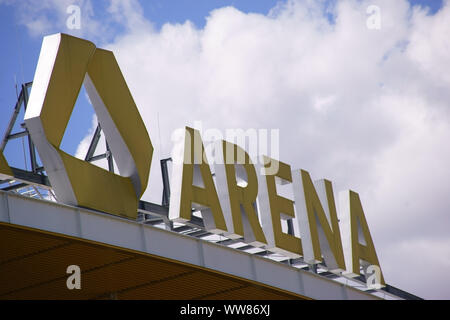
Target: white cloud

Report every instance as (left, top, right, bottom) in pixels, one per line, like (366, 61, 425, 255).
(107, 0, 152, 33)
(381, 237, 450, 299)
(407, 3, 450, 85)
(99, 0, 450, 299)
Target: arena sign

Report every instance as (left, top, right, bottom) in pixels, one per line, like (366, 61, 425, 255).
(0, 33, 384, 287)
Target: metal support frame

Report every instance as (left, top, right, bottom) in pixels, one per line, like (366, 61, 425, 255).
(161, 157, 172, 207)
(1, 84, 26, 151)
(1, 182, 28, 192)
(22, 83, 38, 173)
(287, 219, 294, 235)
(84, 123, 114, 173)
(0, 82, 40, 174)
(84, 124, 102, 161)
(105, 140, 114, 173)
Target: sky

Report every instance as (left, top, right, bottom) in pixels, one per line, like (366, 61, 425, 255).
(0, 0, 448, 299)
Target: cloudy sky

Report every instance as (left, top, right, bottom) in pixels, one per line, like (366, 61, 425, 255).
(0, 0, 449, 299)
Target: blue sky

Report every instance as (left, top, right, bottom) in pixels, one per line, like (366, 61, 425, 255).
(0, 0, 449, 299)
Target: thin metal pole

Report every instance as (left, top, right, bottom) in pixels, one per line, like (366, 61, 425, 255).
(160, 158, 172, 207)
(105, 140, 114, 173)
(22, 84, 38, 173)
(85, 124, 102, 161)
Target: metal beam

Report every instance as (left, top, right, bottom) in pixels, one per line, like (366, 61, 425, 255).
(254, 250, 269, 256)
(6, 131, 28, 140)
(87, 153, 108, 162)
(382, 284, 423, 300)
(105, 140, 114, 173)
(84, 124, 114, 173)
(138, 200, 169, 217)
(287, 219, 294, 235)
(0, 90, 24, 152)
(10, 167, 50, 188)
(160, 158, 172, 207)
(85, 124, 102, 161)
(216, 238, 242, 246)
(172, 225, 192, 233)
(236, 245, 254, 251)
(317, 271, 340, 279)
(1, 183, 28, 192)
(187, 230, 211, 238)
(308, 264, 318, 273)
(21, 84, 38, 173)
(138, 201, 206, 229)
(144, 219, 166, 226)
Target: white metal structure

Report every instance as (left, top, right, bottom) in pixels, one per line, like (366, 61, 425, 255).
(0, 190, 381, 300)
